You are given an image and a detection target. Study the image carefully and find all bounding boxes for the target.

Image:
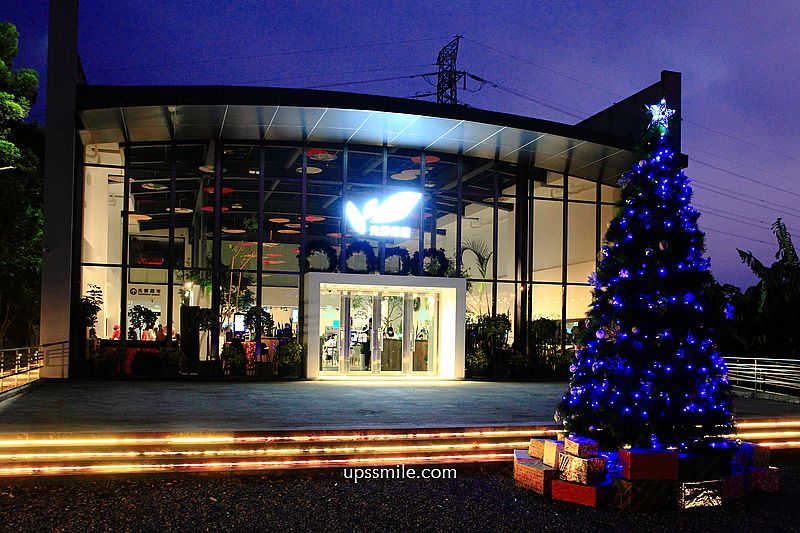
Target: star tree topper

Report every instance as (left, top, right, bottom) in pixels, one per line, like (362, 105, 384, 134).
(646, 98, 675, 132)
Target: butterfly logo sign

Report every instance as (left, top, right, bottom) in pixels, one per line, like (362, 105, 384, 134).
(345, 191, 422, 239)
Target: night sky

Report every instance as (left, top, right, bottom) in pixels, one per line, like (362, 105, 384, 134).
(2, 0, 798, 288)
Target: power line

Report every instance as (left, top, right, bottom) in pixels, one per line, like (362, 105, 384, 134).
(88, 36, 452, 74)
(461, 36, 800, 165)
(234, 63, 435, 86)
(683, 120, 800, 165)
(304, 71, 439, 90)
(702, 227, 775, 246)
(461, 36, 621, 97)
(685, 145, 798, 185)
(467, 73, 585, 119)
(690, 159, 800, 200)
(691, 182, 800, 219)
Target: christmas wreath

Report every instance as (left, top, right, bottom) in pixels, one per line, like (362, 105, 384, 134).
(411, 247, 450, 277)
(383, 246, 411, 275)
(303, 240, 339, 272)
(345, 240, 378, 273)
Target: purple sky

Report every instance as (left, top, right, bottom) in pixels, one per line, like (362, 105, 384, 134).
(3, 0, 799, 288)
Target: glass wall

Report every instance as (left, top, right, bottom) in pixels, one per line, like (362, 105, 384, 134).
(78, 138, 617, 374)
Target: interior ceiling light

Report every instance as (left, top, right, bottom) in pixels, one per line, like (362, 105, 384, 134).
(292, 248, 300, 253)
(481, 196, 515, 203)
(285, 223, 301, 229)
(278, 229, 300, 234)
(199, 142, 225, 173)
(201, 206, 229, 212)
(411, 155, 440, 164)
(202, 186, 234, 194)
(239, 241, 256, 247)
(296, 166, 323, 174)
(141, 182, 168, 191)
(265, 253, 282, 258)
(166, 207, 193, 214)
(222, 228, 246, 234)
(269, 217, 290, 223)
(305, 215, 325, 222)
(263, 259, 286, 265)
(248, 168, 259, 175)
(424, 182, 436, 188)
(402, 169, 426, 175)
(307, 148, 337, 162)
(128, 213, 152, 221)
(107, 174, 131, 184)
(391, 173, 417, 181)
(231, 203, 243, 209)
(327, 232, 341, 238)
(263, 242, 281, 247)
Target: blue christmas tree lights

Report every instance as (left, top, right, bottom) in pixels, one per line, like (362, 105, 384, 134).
(555, 99, 734, 450)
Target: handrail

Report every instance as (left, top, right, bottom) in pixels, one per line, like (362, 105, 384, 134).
(0, 345, 44, 394)
(724, 356, 800, 396)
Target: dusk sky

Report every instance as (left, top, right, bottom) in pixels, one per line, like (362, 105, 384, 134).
(3, 0, 798, 288)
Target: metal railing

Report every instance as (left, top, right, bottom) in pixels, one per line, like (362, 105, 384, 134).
(724, 357, 800, 396)
(0, 346, 43, 394)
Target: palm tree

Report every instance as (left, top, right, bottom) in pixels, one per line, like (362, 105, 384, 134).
(461, 236, 493, 315)
(737, 218, 800, 357)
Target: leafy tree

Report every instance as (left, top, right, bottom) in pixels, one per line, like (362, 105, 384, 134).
(556, 100, 733, 450)
(734, 219, 800, 357)
(0, 22, 40, 348)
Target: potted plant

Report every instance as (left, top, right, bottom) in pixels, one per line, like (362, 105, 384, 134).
(196, 307, 221, 376)
(465, 345, 488, 379)
(96, 343, 126, 377)
(244, 306, 274, 376)
(128, 305, 157, 340)
(158, 346, 185, 377)
(275, 340, 302, 378)
(220, 339, 248, 376)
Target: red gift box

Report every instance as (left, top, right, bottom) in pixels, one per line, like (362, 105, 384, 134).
(720, 471, 744, 500)
(564, 436, 599, 458)
(514, 452, 559, 497)
(551, 479, 611, 508)
(619, 448, 678, 480)
(746, 466, 780, 493)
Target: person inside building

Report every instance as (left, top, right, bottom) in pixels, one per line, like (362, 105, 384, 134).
(110, 325, 121, 340)
(156, 324, 166, 341)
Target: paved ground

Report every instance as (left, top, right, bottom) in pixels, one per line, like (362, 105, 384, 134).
(1, 380, 798, 433)
(0, 461, 797, 532)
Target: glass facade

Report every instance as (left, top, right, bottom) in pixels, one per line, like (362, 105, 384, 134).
(79, 137, 619, 372)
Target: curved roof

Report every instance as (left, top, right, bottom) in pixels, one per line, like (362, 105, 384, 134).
(77, 84, 637, 181)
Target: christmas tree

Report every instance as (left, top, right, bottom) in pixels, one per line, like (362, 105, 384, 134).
(556, 99, 734, 450)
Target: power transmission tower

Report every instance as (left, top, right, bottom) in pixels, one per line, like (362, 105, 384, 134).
(436, 36, 466, 104)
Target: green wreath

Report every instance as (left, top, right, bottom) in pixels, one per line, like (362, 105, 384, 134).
(303, 240, 339, 272)
(411, 248, 450, 277)
(383, 247, 411, 275)
(345, 240, 378, 273)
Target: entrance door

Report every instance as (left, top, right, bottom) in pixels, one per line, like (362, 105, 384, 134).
(348, 293, 373, 372)
(379, 293, 404, 372)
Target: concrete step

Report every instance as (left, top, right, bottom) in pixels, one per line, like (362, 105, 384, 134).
(0, 418, 795, 477)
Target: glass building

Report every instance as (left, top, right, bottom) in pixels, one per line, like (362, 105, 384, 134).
(41, 72, 683, 379)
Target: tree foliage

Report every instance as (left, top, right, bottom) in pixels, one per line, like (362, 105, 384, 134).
(556, 105, 733, 450)
(0, 22, 40, 348)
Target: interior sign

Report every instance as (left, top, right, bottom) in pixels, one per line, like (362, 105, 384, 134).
(345, 191, 421, 239)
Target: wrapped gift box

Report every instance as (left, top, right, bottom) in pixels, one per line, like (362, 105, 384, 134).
(551, 478, 611, 508)
(543, 440, 565, 468)
(676, 480, 723, 509)
(559, 453, 607, 485)
(611, 478, 675, 512)
(600, 450, 621, 477)
(528, 438, 546, 460)
(619, 448, 678, 480)
(736, 442, 770, 469)
(745, 466, 780, 493)
(514, 451, 559, 497)
(514, 449, 537, 463)
(678, 453, 731, 481)
(564, 436, 599, 458)
(720, 471, 744, 500)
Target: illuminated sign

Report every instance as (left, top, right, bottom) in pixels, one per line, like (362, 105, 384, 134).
(345, 192, 421, 239)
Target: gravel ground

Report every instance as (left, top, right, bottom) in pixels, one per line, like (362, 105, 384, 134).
(0, 461, 797, 533)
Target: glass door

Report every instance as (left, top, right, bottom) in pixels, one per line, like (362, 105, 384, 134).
(319, 292, 343, 372)
(412, 292, 438, 373)
(379, 293, 404, 372)
(348, 293, 373, 372)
